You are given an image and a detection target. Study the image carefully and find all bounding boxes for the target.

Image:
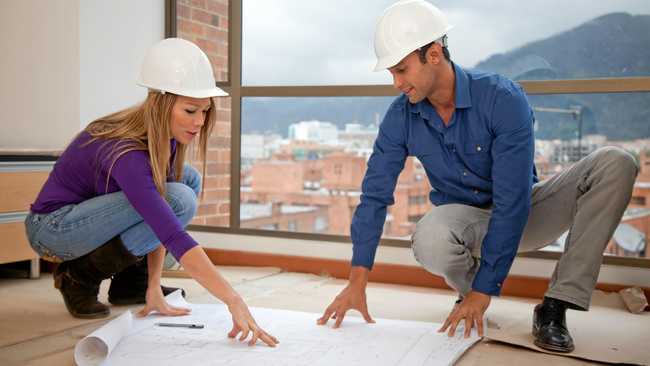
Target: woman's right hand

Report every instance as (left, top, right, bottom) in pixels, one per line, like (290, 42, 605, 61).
(177, 247, 279, 347)
(226, 296, 279, 347)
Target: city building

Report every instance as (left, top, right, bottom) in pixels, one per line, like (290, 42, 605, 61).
(288, 120, 339, 144)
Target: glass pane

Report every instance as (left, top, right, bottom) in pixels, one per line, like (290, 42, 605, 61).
(191, 96, 231, 227)
(177, 0, 229, 82)
(243, 0, 650, 85)
(530, 93, 650, 259)
(241, 93, 650, 260)
(240, 96, 431, 238)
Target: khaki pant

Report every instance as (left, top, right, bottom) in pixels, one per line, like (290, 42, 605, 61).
(411, 147, 639, 310)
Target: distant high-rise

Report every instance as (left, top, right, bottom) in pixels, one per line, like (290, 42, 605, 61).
(288, 120, 339, 144)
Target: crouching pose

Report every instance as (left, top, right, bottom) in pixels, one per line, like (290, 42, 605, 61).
(26, 38, 277, 347)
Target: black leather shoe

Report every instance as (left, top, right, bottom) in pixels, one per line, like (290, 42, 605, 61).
(532, 297, 575, 353)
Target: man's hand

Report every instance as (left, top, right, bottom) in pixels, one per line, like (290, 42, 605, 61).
(438, 290, 490, 338)
(317, 266, 375, 328)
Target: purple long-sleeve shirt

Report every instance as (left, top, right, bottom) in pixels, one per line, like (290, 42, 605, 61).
(30, 131, 198, 260)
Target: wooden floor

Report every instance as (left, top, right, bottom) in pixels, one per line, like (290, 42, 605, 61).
(0, 266, 616, 366)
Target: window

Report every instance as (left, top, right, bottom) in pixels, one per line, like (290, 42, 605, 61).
(334, 164, 342, 176)
(240, 97, 392, 236)
(314, 216, 328, 233)
(287, 220, 297, 232)
(242, 0, 650, 85)
(261, 223, 279, 230)
(529, 93, 650, 258)
(169, 0, 650, 266)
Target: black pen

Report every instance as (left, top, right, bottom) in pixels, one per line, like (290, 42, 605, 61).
(155, 322, 205, 329)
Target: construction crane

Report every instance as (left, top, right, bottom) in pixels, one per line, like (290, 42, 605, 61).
(532, 105, 584, 159)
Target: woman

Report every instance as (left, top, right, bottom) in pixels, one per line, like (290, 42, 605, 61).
(25, 38, 278, 347)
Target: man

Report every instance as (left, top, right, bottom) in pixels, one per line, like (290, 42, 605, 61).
(318, 0, 638, 353)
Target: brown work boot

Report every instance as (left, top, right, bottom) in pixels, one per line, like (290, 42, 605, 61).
(54, 261, 109, 319)
(53, 237, 139, 319)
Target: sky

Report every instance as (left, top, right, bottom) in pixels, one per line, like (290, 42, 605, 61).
(241, 0, 650, 85)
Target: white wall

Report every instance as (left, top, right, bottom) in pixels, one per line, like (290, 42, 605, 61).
(0, 0, 79, 151)
(0, 0, 164, 151)
(79, 0, 164, 128)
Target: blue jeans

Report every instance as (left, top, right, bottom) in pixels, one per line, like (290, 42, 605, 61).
(25, 164, 201, 262)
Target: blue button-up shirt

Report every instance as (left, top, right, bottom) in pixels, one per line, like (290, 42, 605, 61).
(351, 62, 537, 296)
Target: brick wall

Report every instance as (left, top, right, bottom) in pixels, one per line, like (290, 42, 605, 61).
(176, 0, 230, 227)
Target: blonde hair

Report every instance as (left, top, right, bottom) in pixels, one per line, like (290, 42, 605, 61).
(84, 91, 215, 196)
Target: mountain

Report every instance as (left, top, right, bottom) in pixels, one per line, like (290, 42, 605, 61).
(242, 13, 650, 141)
(476, 13, 650, 79)
(475, 13, 650, 140)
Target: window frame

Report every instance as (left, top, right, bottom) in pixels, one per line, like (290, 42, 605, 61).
(166, 0, 650, 269)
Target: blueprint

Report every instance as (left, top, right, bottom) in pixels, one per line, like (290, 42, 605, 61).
(75, 291, 483, 366)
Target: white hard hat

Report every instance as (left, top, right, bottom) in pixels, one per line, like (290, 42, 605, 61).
(373, 0, 453, 71)
(137, 38, 228, 98)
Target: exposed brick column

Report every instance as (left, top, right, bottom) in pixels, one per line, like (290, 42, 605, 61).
(176, 0, 230, 226)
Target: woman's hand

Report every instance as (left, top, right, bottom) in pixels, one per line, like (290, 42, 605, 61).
(177, 246, 278, 347)
(226, 296, 279, 347)
(136, 286, 191, 318)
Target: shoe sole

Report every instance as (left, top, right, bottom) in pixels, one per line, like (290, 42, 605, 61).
(532, 325, 575, 353)
(533, 339, 575, 353)
(70, 310, 111, 319)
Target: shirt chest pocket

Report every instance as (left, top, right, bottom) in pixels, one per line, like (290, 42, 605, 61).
(462, 138, 493, 178)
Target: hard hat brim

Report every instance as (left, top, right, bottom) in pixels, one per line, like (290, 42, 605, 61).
(179, 87, 229, 98)
(137, 81, 229, 98)
(374, 57, 400, 72)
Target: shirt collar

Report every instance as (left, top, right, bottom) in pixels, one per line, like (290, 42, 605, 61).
(453, 62, 472, 109)
(413, 61, 472, 117)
